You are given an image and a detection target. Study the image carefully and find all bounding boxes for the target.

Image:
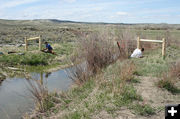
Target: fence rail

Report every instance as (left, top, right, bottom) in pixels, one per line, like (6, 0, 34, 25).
(25, 35, 42, 51)
(140, 39, 163, 43)
(137, 37, 166, 58)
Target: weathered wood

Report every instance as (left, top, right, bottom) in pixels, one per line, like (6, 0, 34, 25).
(162, 38, 166, 58)
(137, 37, 140, 49)
(140, 39, 163, 43)
(27, 37, 40, 41)
(25, 36, 42, 51)
(39, 35, 42, 51)
(25, 37, 28, 51)
(40, 72, 43, 85)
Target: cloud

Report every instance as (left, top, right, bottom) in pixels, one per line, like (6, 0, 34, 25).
(63, 0, 76, 3)
(0, 0, 40, 9)
(116, 12, 128, 15)
(0, 0, 179, 24)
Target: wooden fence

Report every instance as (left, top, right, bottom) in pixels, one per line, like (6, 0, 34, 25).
(25, 35, 42, 51)
(137, 37, 166, 58)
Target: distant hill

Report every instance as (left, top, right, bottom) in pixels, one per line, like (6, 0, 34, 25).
(0, 19, 127, 25)
(0, 19, 180, 28)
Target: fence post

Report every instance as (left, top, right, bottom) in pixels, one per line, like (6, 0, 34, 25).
(40, 72, 43, 85)
(162, 38, 166, 59)
(39, 35, 42, 51)
(137, 37, 140, 49)
(25, 37, 28, 51)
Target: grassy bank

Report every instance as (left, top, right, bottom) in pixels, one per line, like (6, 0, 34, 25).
(27, 60, 156, 119)
(0, 42, 74, 72)
(26, 44, 180, 119)
(133, 45, 180, 77)
(1, 20, 180, 118)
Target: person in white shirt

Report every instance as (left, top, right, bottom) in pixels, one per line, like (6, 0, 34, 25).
(131, 48, 144, 58)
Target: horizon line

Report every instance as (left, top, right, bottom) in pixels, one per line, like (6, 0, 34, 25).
(0, 18, 179, 25)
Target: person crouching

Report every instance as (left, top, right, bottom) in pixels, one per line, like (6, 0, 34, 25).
(42, 42, 56, 55)
(130, 48, 144, 58)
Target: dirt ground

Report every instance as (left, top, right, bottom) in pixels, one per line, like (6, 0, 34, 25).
(117, 76, 180, 119)
(93, 76, 180, 119)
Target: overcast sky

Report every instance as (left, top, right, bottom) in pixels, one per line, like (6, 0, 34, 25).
(0, 0, 180, 24)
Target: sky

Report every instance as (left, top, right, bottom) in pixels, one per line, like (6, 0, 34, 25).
(0, 0, 180, 24)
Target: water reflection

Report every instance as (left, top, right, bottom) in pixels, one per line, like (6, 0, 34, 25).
(0, 68, 73, 119)
(45, 72, 52, 78)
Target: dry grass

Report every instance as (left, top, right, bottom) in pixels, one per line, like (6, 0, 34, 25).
(157, 59, 180, 94)
(67, 30, 138, 85)
(80, 32, 118, 74)
(119, 61, 136, 81)
(66, 63, 91, 85)
(164, 30, 180, 47)
(170, 59, 180, 79)
(26, 79, 55, 114)
(116, 30, 137, 58)
(67, 31, 119, 85)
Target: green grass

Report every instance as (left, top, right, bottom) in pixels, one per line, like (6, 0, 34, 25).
(51, 46, 180, 118)
(133, 46, 180, 77)
(130, 77, 141, 83)
(131, 104, 155, 116)
(19, 27, 180, 118)
(54, 42, 74, 55)
(0, 52, 55, 66)
(64, 111, 82, 119)
(0, 42, 74, 74)
(113, 84, 142, 107)
(157, 79, 180, 94)
(27, 45, 180, 118)
(42, 95, 56, 112)
(69, 79, 95, 100)
(60, 82, 142, 119)
(36, 59, 144, 118)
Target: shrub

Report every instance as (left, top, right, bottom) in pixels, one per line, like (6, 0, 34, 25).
(80, 32, 118, 74)
(67, 31, 120, 85)
(66, 63, 91, 85)
(157, 79, 179, 94)
(26, 79, 62, 119)
(27, 80, 54, 113)
(116, 30, 137, 58)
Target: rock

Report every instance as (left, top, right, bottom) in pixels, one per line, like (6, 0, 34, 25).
(16, 44, 23, 47)
(18, 53, 25, 55)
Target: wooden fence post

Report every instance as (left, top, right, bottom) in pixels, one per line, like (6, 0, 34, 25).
(162, 38, 166, 59)
(137, 37, 140, 49)
(40, 72, 43, 85)
(39, 35, 42, 51)
(25, 37, 28, 51)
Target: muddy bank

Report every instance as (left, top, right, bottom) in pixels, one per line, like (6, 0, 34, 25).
(0, 72, 6, 84)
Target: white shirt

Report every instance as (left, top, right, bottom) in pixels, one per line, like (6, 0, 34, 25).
(131, 49, 142, 58)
